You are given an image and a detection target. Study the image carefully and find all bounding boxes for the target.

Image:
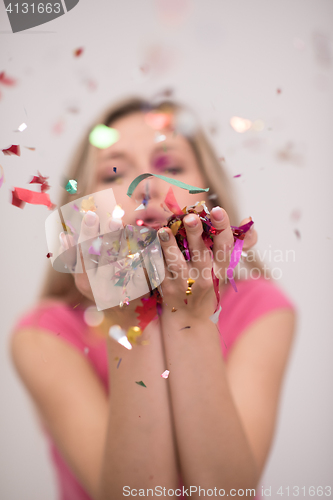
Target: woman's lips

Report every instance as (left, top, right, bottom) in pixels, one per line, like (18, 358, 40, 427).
(135, 219, 164, 230)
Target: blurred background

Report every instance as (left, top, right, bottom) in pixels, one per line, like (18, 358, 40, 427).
(0, 1, 332, 498)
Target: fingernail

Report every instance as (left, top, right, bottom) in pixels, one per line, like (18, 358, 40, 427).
(84, 211, 97, 227)
(109, 219, 122, 231)
(59, 232, 68, 249)
(184, 214, 198, 227)
(158, 228, 170, 242)
(211, 206, 224, 221)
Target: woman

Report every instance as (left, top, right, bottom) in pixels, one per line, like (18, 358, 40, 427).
(10, 97, 296, 500)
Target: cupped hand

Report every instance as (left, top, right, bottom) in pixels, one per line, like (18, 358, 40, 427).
(157, 207, 258, 320)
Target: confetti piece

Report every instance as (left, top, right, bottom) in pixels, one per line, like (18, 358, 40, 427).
(117, 358, 122, 369)
(2, 144, 20, 156)
(89, 124, 119, 149)
(277, 88, 282, 94)
(0, 71, 16, 86)
(46, 252, 53, 258)
(11, 187, 55, 210)
(164, 186, 183, 215)
(230, 116, 252, 133)
(0, 165, 4, 188)
(161, 370, 170, 379)
(81, 196, 96, 212)
(112, 204, 125, 219)
(74, 47, 84, 57)
(14, 123, 27, 132)
(89, 237, 102, 255)
(145, 111, 172, 130)
(127, 173, 209, 198)
(65, 179, 77, 194)
(180, 326, 191, 330)
(83, 306, 105, 327)
(109, 325, 132, 350)
(171, 307, 177, 312)
(135, 203, 146, 211)
(136, 381, 147, 387)
(294, 229, 301, 239)
(135, 292, 163, 331)
(29, 171, 50, 192)
(113, 167, 117, 173)
(24, 146, 36, 151)
(136, 219, 144, 226)
(127, 326, 143, 345)
(233, 174, 242, 178)
(73, 303, 81, 309)
(209, 305, 222, 324)
(73, 204, 79, 211)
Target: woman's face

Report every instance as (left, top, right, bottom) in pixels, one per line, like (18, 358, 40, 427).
(92, 112, 209, 229)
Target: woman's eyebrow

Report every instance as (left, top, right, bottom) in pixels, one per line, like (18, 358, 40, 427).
(100, 151, 129, 161)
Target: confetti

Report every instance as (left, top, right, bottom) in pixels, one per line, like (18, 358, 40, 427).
(74, 47, 84, 57)
(46, 252, 53, 258)
(294, 229, 301, 239)
(112, 204, 125, 219)
(0, 71, 16, 86)
(136, 381, 147, 388)
(233, 174, 242, 178)
(230, 116, 252, 133)
(29, 171, 50, 192)
(179, 326, 191, 330)
(14, 123, 27, 132)
(171, 307, 177, 312)
(0, 165, 4, 188)
(109, 325, 132, 350)
(81, 196, 96, 212)
(65, 179, 77, 194)
(2, 144, 20, 156)
(127, 173, 209, 198)
(24, 146, 36, 151)
(89, 237, 102, 255)
(84, 306, 105, 327)
(73, 303, 81, 309)
(209, 305, 222, 324)
(164, 186, 183, 215)
(89, 124, 119, 149)
(11, 187, 55, 210)
(113, 167, 117, 173)
(117, 358, 122, 369)
(135, 292, 163, 331)
(161, 370, 170, 379)
(127, 326, 143, 345)
(145, 111, 172, 130)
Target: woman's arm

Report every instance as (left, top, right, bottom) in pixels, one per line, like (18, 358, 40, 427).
(160, 307, 296, 496)
(98, 316, 179, 499)
(10, 315, 179, 500)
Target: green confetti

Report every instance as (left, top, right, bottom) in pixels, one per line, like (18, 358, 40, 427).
(136, 381, 147, 388)
(89, 124, 120, 149)
(65, 179, 77, 194)
(126, 173, 209, 198)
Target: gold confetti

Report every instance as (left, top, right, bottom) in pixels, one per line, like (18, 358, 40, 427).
(81, 196, 97, 212)
(127, 326, 142, 345)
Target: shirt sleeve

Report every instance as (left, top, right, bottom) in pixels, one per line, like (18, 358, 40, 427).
(11, 302, 88, 354)
(218, 277, 296, 358)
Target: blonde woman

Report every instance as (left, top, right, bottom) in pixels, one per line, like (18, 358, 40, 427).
(10, 97, 296, 500)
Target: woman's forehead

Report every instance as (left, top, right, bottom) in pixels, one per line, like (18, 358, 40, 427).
(97, 111, 193, 161)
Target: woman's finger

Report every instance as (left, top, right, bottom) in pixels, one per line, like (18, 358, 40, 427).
(157, 227, 187, 280)
(240, 218, 258, 250)
(210, 207, 234, 280)
(183, 213, 212, 270)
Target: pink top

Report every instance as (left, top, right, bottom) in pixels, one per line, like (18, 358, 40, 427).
(11, 277, 295, 500)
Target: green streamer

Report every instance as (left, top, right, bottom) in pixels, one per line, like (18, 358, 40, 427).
(126, 173, 209, 198)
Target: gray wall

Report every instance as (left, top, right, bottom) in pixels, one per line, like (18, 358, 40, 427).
(0, 1, 332, 498)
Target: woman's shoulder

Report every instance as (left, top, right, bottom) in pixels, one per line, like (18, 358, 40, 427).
(219, 277, 296, 356)
(11, 298, 88, 348)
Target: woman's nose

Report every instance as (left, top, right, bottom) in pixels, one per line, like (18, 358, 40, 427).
(134, 173, 165, 205)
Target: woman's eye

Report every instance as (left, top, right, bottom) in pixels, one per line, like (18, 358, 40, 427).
(164, 167, 184, 175)
(101, 175, 122, 183)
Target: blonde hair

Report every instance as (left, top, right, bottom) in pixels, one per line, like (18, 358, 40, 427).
(39, 96, 269, 304)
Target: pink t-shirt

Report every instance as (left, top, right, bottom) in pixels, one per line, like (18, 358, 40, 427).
(11, 277, 295, 500)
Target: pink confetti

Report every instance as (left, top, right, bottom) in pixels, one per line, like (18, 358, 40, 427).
(164, 186, 183, 215)
(74, 47, 84, 57)
(161, 370, 170, 379)
(0, 165, 4, 188)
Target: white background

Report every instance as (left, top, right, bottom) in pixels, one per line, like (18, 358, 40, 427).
(0, 1, 332, 498)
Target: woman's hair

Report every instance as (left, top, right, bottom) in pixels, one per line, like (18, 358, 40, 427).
(39, 96, 269, 304)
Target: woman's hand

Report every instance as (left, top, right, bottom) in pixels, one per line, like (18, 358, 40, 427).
(157, 206, 258, 320)
(58, 211, 152, 326)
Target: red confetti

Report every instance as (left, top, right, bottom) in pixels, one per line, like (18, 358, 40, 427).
(0, 71, 16, 86)
(135, 291, 162, 331)
(2, 144, 20, 156)
(46, 253, 53, 258)
(29, 171, 50, 192)
(136, 219, 144, 226)
(164, 186, 183, 215)
(277, 88, 282, 94)
(11, 187, 56, 210)
(74, 47, 84, 57)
